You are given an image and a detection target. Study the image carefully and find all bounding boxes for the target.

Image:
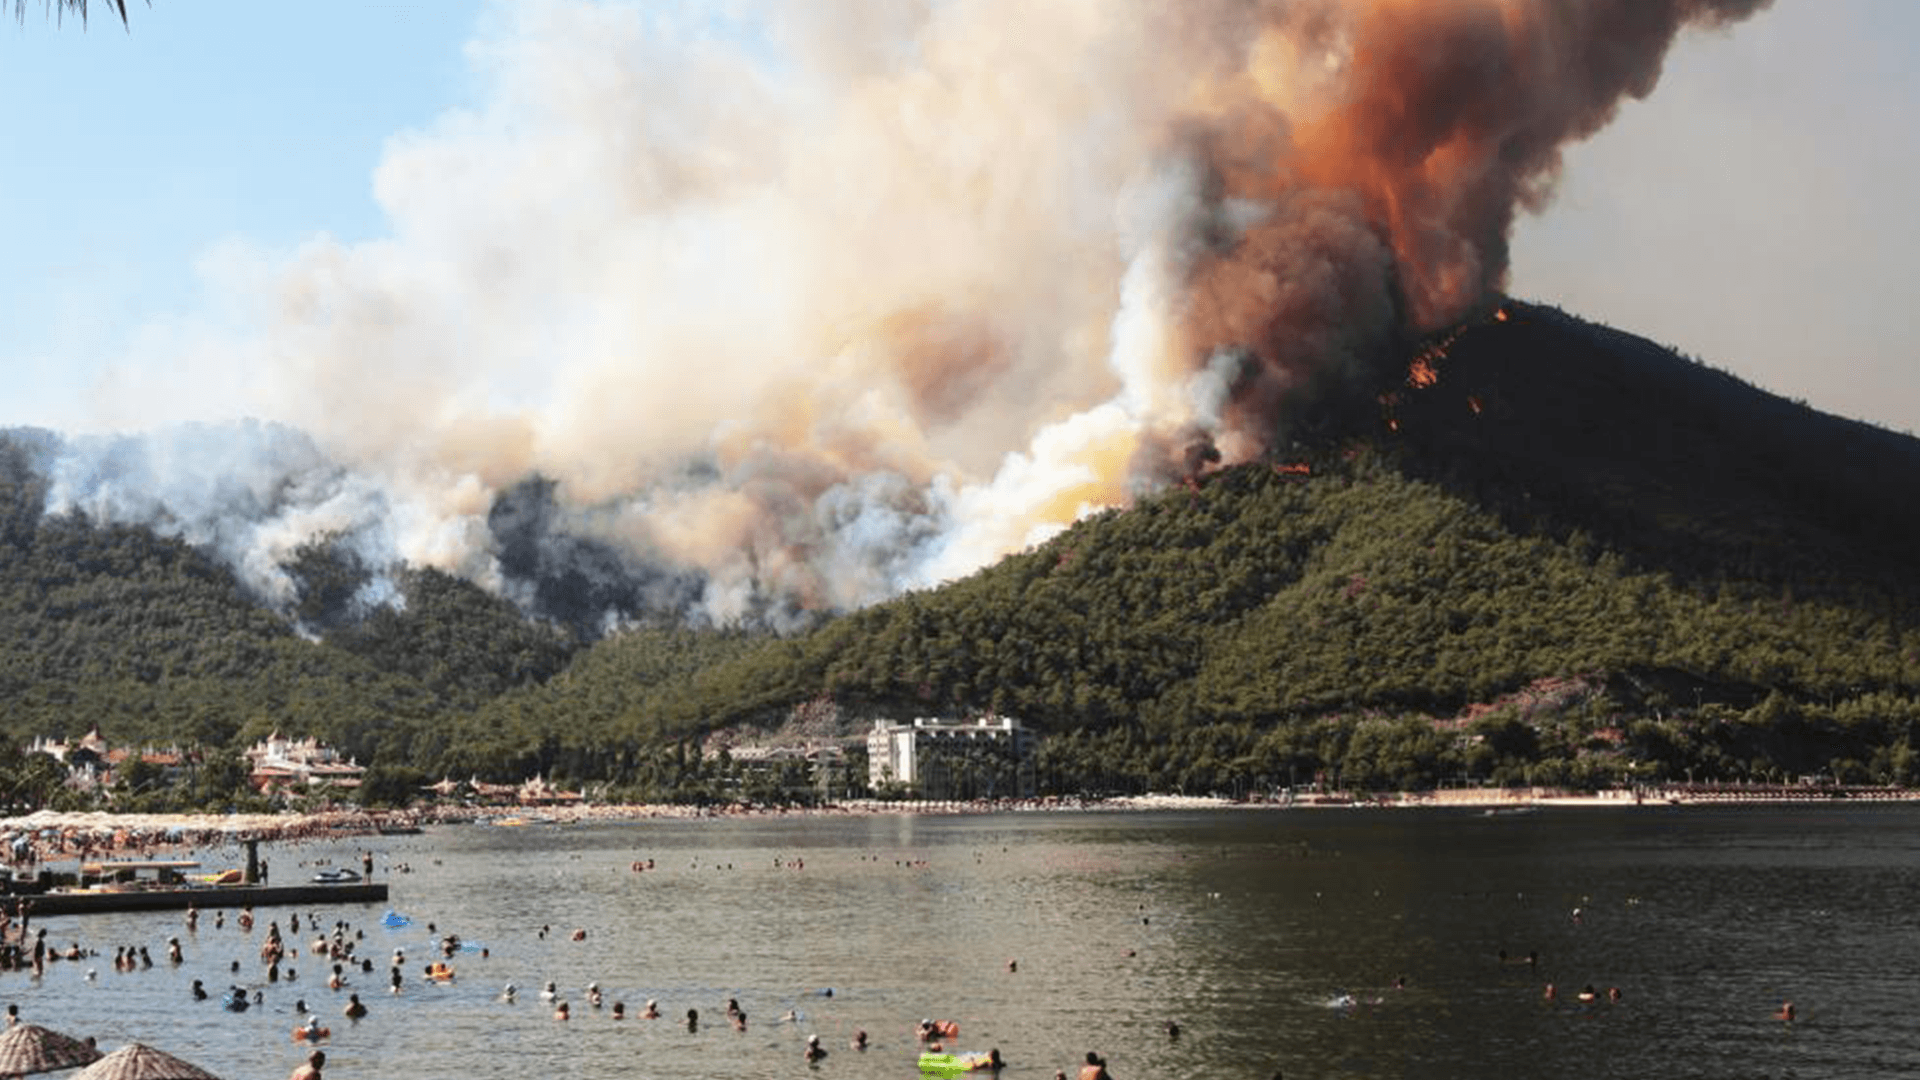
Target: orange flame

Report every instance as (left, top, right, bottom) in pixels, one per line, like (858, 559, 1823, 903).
(1406, 356, 1439, 388)
(1275, 462, 1311, 476)
(1493, 308, 1510, 323)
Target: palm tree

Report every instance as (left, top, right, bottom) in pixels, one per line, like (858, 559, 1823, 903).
(13, 1, 135, 28)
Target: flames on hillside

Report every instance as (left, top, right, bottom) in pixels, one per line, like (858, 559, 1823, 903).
(1376, 303, 1515, 435)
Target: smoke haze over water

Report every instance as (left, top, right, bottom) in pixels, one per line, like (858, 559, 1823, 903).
(31, 0, 1773, 633)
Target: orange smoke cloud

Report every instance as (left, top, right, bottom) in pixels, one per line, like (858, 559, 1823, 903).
(1161, 0, 1774, 476)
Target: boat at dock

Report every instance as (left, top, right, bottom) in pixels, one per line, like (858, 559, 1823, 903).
(4, 854, 387, 916)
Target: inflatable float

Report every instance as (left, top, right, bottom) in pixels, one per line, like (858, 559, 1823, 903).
(918, 1050, 1003, 1077)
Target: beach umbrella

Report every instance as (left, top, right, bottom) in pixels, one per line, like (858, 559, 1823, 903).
(0, 1023, 104, 1076)
(70, 1044, 224, 1080)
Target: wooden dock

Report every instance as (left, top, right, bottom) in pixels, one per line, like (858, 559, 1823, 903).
(15, 880, 388, 916)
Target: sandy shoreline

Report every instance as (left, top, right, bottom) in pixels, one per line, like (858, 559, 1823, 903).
(5, 783, 1914, 859)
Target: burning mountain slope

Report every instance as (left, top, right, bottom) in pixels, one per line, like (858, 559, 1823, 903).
(1380, 300, 1920, 588)
(435, 305, 1920, 779)
(8, 302, 1920, 791)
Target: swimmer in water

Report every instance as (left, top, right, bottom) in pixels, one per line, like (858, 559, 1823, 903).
(1774, 1001, 1796, 1022)
(851, 1029, 868, 1051)
(804, 1034, 827, 1063)
(642, 999, 660, 1019)
(1077, 1051, 1113, 1080)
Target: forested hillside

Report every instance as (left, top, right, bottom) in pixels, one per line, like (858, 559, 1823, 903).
(7, 302, 1920, 801)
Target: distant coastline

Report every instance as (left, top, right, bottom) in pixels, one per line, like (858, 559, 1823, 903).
(6, 782, 1918, 860)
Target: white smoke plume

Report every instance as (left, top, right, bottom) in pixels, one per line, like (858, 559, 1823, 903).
(35, 0, 1774, 633)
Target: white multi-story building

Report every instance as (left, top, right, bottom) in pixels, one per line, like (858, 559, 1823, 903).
(244, 732, 365, 793)
(866, 716, 1035, 799)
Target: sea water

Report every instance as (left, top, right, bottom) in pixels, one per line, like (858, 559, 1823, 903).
(7, 805, 1918, 1079)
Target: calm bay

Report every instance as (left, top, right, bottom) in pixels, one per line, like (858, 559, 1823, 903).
(9, 805, 1918, 1079)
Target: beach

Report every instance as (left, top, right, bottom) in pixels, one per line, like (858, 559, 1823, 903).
(6, 781, 1913, 871)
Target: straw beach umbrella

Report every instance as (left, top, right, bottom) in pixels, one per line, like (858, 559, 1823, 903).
(71, 1044, 224, 1080)
(0, 1023, 103, 1076)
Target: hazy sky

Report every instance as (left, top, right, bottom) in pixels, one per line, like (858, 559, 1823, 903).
(3, 0, 1913, 439)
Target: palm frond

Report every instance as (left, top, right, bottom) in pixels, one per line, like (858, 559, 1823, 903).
(13, 1, 137, 29)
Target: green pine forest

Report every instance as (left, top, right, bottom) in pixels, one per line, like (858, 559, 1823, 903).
(5, 302, 1920, 808)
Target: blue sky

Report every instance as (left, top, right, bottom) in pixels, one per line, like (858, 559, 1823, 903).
(3, 0, 1915, 440)
(1, 2, 488, 430)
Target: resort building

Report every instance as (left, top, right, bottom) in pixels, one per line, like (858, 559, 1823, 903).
(28, 727, 194, 791)
(703, 744, 852, 804)
(866, 716, 1036, 799)
(244, 732, 366, 794)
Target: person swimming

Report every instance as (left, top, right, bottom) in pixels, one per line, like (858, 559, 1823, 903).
(642, 999, 660, 1019)
(804, 1034, 827, 1062)
(1774, 1001, 1796, 1022)
(851, 1029, 868, 1050)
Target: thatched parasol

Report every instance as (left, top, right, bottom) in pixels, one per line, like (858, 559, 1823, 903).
(0, 1023, 103, 1076)
(71, 1044, 224, 1080)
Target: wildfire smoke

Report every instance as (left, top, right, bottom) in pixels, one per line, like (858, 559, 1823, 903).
(43, 0, 1773, 632)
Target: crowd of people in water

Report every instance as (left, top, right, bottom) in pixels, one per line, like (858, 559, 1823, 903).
(0, 820, 1809, 1078)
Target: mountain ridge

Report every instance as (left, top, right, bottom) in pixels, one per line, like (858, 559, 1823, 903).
(5, 300, 1920, 798)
